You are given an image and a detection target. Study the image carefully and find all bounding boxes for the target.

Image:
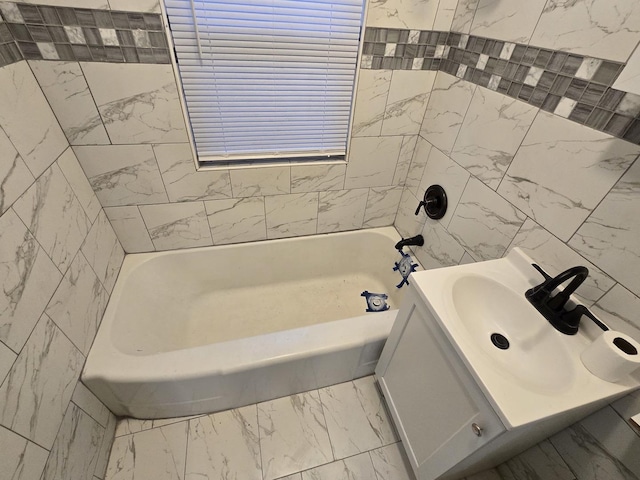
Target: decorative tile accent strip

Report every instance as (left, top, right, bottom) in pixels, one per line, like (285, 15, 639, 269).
(362, 28, 640, 145)
(0, 20, 22, 66)
(0, 1, 169, 64)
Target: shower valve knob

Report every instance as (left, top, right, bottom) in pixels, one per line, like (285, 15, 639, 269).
(415, 184, 448, 220)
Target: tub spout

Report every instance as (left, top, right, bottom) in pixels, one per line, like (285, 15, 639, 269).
(395, 235, 424, 251)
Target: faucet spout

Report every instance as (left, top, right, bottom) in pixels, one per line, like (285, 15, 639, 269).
(395, 235, 424, 251)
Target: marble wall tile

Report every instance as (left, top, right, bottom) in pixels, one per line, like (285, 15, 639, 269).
(0, 208, 61, 352)
(404, 137, 432, 197)
(449, 178, 526, 261)
(508, 218, 615, 306)
(505, 439, 574, 480)
(351, 70, 391, 137)
(498, 112, 640, 242)
(81, 210, 125, 294)
(42, 402, 105, 480)
(418, 145, 470, 228)
(257, 391, 333, 480)
(72, 382, 110, 428)
(451, 87, 538, 190)
(106, 421, 188, 480)
(0, 314, 84, 448)
(365, 0, 438, 29)
(452, 0, 479, 33)
(291, 163, 346, 193)
(0, 61, 67, 177)
(154, 143, 232, 202)
(382, 71, 437, 136)
(460, 252, 476, 265)
(530, 0, 640, 63)
(317, 188, 369, 233)
(470, 0, 547, 44)
(108, 0, 160, 12)
(186, 406, 261, 480)
(319, 377, 396, 459)
(613, 44, 640, 95)
(265, 193, 318, 239)
(591, 284, 640, 340)
(420, 73, 476, 155)
(45, 252, 108, 355)
(363, 186, 403, 227)
(205, 197, 266, 245)
(13, 163, 91, 272)
(94, 412, 116, 479)
(369, 443, 414, 480)
(568, 159, 640, 297)
(345, 136, 404, 189)
(19, 0, 108, 7)
(139, 202, 213, 250)
(301, 452, 377, 480)
(104, 206, 155, 253)
(0, 127, 34, 216)
(57, 148, 102, 223)
(29, 61, 110, 146)
(394, 188, 427, 238)
(74, 145, 169, 207)
(230, 167, 290, 198)
(414, 222, 466, 269)
(0, 425, 49, 480)
(81, 63, 187, 144)
(392, 136, 418, 186)
(433, 0, 459, 31)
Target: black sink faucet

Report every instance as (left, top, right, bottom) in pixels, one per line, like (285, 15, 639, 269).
(526, 265, 589, 335)
(395, 235, 424, 251)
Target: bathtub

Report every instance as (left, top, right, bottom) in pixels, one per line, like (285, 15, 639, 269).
(83, 227, 418, 418)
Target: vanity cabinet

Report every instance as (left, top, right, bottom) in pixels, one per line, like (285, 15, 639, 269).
(376, 285, 505, 479)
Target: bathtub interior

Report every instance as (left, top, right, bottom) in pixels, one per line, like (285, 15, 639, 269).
(111, 228, 412, 356)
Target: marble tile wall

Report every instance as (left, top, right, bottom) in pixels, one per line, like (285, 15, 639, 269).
(0, 59, 122, 479)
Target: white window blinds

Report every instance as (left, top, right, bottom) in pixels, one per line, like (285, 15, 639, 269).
(164, 0, 364, 163)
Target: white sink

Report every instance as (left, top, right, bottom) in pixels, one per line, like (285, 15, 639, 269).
(408, 248, 638, 428)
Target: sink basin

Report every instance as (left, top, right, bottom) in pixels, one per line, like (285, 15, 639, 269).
(451, 275, 575, 393)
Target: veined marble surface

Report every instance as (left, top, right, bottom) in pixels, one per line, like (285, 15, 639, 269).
(415, 222, 466, 269)
(0, 425, 49, 480)
(291, 163, 346, 193)
(569, 159, 640, 297)
(345, 136, 404, 189)
(265, 193, 319, 239)
(392, 136, 418, 186)
(394, 188, 427, 238)
(351, 70, 391, 137)
(104, 206, 154, 253)
(451, 0, 479, 33)
(139, 202, 213, 250)
(57, 148, 102, 223)
(370, 443, 414, 480)
(451, 86, 538, 190)
(498, 112, 640, 242)
(365, 0, 439, 30)
(317, 188, 369, 233)
(81, 211, 125, 294)
(204, 197, 267, 245)
(505, 439, 574, 480)
(230, 167, 290, 198)
(299, 453, 378, 480)
(0, 127, 34, 216)
(29, 61, 110, 146)
(382, 71, 436, 136)
(404, 137, 432, 197)
(363, 186, 403, 228)
(433, 0, 458, 30)
(592, 284, 640, 340)
(470, 0, 547, 43)
(72, 382, 111, 429)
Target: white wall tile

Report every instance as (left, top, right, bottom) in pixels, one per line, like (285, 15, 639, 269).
(0, 127, 34, 216)
(404, 137, 432, 197)
(0, 425, 49, 480)
(74, 145, 169, 207)
(108, 0, 160, 12)
(365, 0, 439, 29)
(0, 62, 68, 178)
(392, 135, 418, 186)
(0, 314, 84, 448)
(613, 43, 640, 94)
(81, 210, 125, 294)
(451, 86, 538, 190)
(470, 0, 547, 43)
(449, 178, 526, 261)
(394, 188, 427, 238)
(415, 222, 466, 269)
(14, 163, 91, 272)
(291, 164, 346, 193)
(265, 193, 318, 239)
(530, 0, 640, 63)
(591, 284, 640, 341)
(317, 189, 369, 233)
(345, 136, 404, 189)
(20, 0, 108, 7)
(81, 63, 188, 144)
(351, 70, 391, 137)
(382, 71, 437, 136)
(0, 209, 62, 352)
(230, 167, 290, 197)
(363, 186, 403, 227)
(154, 144, 231, 202)
(420, 72, 476, 155)
(452, 0, 479, 33)
(205, 197, 266, 245)
(433, 0, 459, 31)
(104, 206, 155, 253)
(57, 147, 102, 223)
(29, 61, 110, 146)
(140, 202, 213, 250)
(499, 112, 640, 242)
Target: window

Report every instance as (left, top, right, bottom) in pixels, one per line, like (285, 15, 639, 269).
(164, 0, 365, 166)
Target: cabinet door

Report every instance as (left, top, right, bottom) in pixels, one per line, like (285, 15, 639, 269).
(376, 292, 504, 479)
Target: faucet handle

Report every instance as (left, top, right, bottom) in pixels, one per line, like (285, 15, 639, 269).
(531, 263, 553, 282)
(561, 305, 609, 332)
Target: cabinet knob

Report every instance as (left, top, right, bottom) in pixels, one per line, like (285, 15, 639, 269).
(471, 423, 483, 437)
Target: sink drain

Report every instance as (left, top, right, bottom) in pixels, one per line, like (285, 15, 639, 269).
(490, 333, 510, 350)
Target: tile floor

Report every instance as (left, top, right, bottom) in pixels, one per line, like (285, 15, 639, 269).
(105, 375, 416, 480)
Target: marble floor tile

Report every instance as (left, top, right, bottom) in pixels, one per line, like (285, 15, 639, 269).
(72, 382, 111, 428)
(106, 421, 188, 480)
(0, 424, 49, 480)
(0, 127, 34, 216)
(258, 390, 333, 480)
(114, 418, 154, 438)
(186, 405, 261, 480)
(369, 443, 416, 480)
(301, 452, 377, 480)
(319, 376, 397, 459)
(505, 439, 575, 480)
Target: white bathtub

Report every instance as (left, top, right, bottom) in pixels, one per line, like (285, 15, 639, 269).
(83, 227, 418, 418)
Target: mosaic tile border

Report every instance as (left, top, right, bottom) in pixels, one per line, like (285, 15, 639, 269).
(362, 28, 640, 145)
(0, 1, 169, 65)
